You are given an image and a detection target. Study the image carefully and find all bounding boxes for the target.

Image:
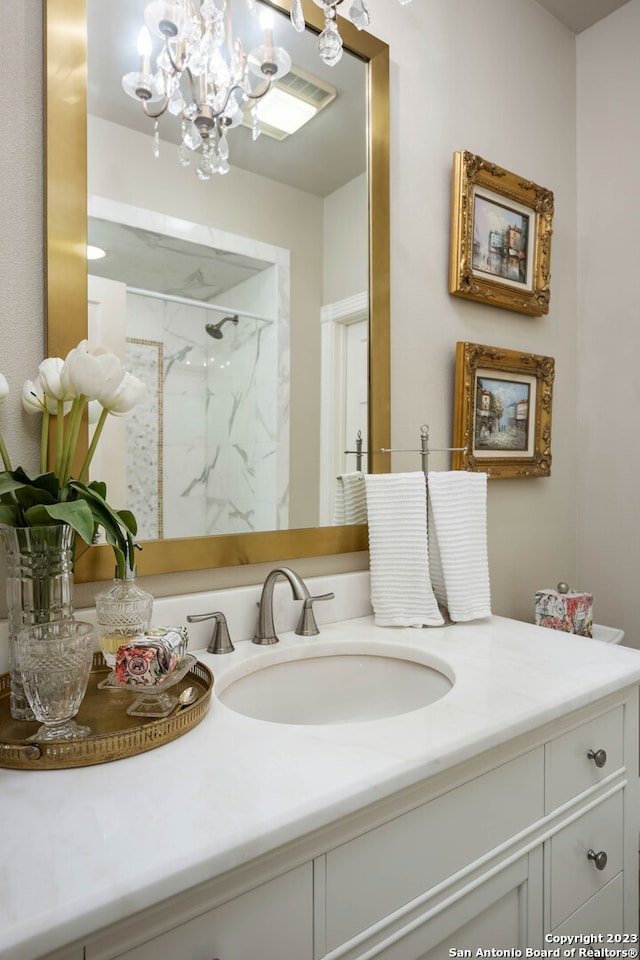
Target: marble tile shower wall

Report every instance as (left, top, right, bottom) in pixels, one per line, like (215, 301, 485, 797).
(125, 292, 289, 540)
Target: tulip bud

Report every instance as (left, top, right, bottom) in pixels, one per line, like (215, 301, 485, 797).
(22, 379, 45, 414)
(38, 356, 69, 401)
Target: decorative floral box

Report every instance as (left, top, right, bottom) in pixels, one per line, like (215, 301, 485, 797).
(534, 587, 593, 637)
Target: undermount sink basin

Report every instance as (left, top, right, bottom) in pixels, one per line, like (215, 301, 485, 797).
(217, 647, 454, 725)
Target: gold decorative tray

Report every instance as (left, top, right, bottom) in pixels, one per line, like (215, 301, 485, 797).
(0, 653, 213, 770)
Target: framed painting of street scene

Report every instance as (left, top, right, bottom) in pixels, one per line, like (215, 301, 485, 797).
(452, 342, 554, 478)
(449, 151, 554, 316)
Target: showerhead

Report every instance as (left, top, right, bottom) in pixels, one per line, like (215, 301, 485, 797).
(205, 314, 239, 340)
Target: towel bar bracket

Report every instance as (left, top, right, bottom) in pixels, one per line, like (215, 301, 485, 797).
(344, 429, 368, 473)
(381, 425, 467, 477)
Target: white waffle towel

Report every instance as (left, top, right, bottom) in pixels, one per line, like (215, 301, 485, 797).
(333, 472, 368, 525)
(364, 472, 443, 627)
(427, 471, 492, 621)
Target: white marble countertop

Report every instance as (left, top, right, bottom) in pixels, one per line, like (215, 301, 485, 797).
(2, 600, 640, 960)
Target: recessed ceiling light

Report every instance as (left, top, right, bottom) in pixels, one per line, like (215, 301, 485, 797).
(87, 244, 107, 260)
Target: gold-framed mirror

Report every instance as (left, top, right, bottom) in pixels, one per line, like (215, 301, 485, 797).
(45, 0, 390, 583)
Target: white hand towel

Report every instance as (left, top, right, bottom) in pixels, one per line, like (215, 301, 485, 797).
(364, 472, 443, 627)
(333, 472, 368, 525)
(427, 471, 491, 621)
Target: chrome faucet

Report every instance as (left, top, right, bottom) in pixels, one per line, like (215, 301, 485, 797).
(253, 567, 334, 645)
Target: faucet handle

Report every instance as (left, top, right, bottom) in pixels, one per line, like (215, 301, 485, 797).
(187, 611, 235, 654)
(295, 593, 335, 637)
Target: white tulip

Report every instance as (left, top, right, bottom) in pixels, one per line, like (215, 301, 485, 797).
(22, 379, 45, 414)
(100, 372, 147, 416)
(22, 378, 71, 416)
(60, 340, 125, 401)
(87, 399, 103, 425)
(38, 356, 69, 401)
(0, 373, 9, 403)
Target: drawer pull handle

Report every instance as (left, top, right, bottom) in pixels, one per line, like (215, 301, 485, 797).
(587, 748, 607, 768)
(587, 848, 608, 870)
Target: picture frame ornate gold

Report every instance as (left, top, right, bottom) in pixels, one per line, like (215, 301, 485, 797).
(449, 151, 554, 317)
(452, 342, 554, 479)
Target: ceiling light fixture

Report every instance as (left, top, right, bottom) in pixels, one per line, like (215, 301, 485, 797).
(122, 0, 411, 177)
(122, 0, 291, 178)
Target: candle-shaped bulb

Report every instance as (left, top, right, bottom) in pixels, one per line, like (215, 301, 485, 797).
(137, 26, 152, 74)
(259, 7, 274, 48)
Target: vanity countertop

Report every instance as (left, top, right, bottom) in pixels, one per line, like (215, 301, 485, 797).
(2, 612, 640, 960)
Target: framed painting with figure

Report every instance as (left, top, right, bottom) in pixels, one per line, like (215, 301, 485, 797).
(449, 151, 554, 316)
(452, 342, 554, 479)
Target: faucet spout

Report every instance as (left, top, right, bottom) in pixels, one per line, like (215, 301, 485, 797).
(253, 567, 310, 645)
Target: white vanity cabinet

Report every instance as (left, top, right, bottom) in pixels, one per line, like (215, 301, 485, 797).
(66, 686, 637, 960)
(310, 693, 637, 958)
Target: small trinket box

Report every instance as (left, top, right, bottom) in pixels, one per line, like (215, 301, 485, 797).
(534, 582, 593, 637)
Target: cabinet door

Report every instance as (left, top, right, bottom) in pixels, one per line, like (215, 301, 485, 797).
(328, 853, 541, 960)
(105, 864, 312, 960)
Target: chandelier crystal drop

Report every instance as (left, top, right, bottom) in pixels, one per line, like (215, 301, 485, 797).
(312, 0, 412, 66)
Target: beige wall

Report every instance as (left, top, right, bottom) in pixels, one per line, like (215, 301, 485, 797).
(323, 173, 368, 305)
(0, 0, 621, 631)
(374, 0, 578, 622)
(576, 0, 640, 647)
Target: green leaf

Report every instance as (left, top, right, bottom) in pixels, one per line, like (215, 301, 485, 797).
(0, 474, 25, 496)
(29, 472, 61, 498)
(14, 485, 57, 510)
(0, 504, 24, 526)
(24, 500, 96, 544)
(69, 480, 130, 557)
(117, 509, 138, 536)
(0, 470, 61, 499)
(87, 479, 107, 500)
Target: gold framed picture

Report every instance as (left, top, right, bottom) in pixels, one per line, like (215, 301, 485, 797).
(449, 151, 554, 317)
(452, 342, 554, 479)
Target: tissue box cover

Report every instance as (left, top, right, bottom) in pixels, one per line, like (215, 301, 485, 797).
(534, 589, 593, 637)
(114, 626, 189, 686)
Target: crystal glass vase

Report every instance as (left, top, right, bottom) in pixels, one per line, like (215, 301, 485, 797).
(95, 566, 153, 668)
(0, 524, 76, 721)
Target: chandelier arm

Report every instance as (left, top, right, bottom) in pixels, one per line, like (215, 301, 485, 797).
(141, 95, 171, 120)
(184, 73, 272, 123)
(243, 75, 272, 102)
(163, 35, 189, 76)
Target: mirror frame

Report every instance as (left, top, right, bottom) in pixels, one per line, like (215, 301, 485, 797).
(45, 0, 390, 583)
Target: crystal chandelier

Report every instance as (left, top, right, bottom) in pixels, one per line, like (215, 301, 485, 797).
(122, 0, 292, 178)
(122, 0, 413, 177)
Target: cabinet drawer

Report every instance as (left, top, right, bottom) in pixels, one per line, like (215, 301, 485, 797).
(323, 748, 544, 952)
(102, 864, 313, 960)
(549, 791, 623, 930)
(552, 873, 623, 936)
(545, 707, 623, 812)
